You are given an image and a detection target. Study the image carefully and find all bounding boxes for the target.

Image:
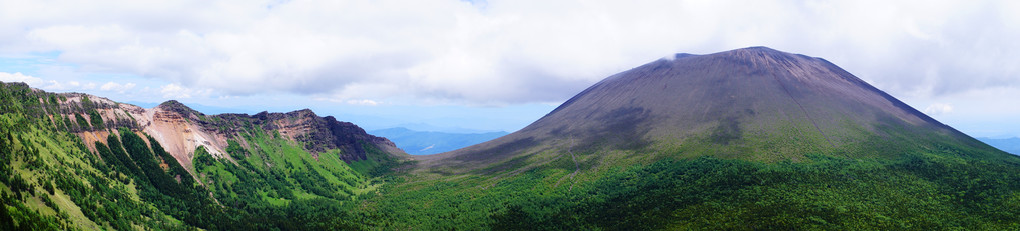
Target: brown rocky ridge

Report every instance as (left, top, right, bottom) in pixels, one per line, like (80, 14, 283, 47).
(26, 91, 405, 175)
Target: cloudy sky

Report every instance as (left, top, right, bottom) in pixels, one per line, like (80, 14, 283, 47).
(0, 0, 1018, 137)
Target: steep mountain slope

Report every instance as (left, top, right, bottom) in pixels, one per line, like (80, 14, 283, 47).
(364, 47, 1020, 230)
(4, 47, 1020, 230)
(421, 46, 1001, 173)
(11, 88, 404, 175)
(369, 127, 508, 155)
(141, 99, 405, 171)
(0, 82, 408, 230)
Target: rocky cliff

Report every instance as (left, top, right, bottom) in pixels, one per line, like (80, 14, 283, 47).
(10, 85, 404, 174)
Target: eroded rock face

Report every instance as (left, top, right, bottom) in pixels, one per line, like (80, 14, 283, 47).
(49, 97, 401, 173)
(245, 109, 399, 162)
(145, 104, 227, 170)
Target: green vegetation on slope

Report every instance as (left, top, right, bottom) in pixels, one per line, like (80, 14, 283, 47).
(1, 82, 189, 230)
(192, 124, 373, 207)
(5, 81, 1020, 230)
(350, 114, 1020, 229)
(0, 82, 395, 230)
(359, 152, 1020, 230)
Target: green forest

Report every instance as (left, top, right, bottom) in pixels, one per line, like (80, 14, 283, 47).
(3, 81, 1020, 230)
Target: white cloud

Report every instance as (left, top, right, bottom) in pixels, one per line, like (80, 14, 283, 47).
(100, 82, 136, 92)
(0, 0, 1017, 106)
(0, 72, 44, 86)
(160, 83, 210, 99)
(924, 103, 954, 115)
(346, 99, 380, 106)
(81, 82, 97, 90)
(313, 96, 381, 106)
(0, 72, 102, 92)
(98, 82, 116, 90)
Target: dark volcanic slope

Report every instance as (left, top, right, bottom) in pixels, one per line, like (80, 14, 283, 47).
(420, 47, 1001, 171)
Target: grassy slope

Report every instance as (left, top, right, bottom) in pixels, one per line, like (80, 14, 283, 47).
(0, 82, 402, 230)
(6, 80, 1020, 230)
(192, 124, 379, 206)
(1, 83, 190, 230)
(363, 112, 1020, 229)
(364, 141, 1020, 230)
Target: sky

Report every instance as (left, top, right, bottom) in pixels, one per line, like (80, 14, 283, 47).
(0, 0, 1018, 137)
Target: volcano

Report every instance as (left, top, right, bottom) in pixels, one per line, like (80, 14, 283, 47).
(420, 46, 1002, 173)
(3, 47, 1019, 230)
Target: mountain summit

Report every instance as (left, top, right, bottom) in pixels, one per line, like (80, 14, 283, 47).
(422, 46, 1001, 172)
(3, 48, 1020, 230)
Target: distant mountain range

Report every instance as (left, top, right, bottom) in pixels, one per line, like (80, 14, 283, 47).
(369, 127, 508, 155)
(979, 137, 1020, 155)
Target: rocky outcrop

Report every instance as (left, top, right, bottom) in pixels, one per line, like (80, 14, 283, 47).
(246, 109, 400, 162)
(145, 102, 227, 170)
(15, 88, 402, 172)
